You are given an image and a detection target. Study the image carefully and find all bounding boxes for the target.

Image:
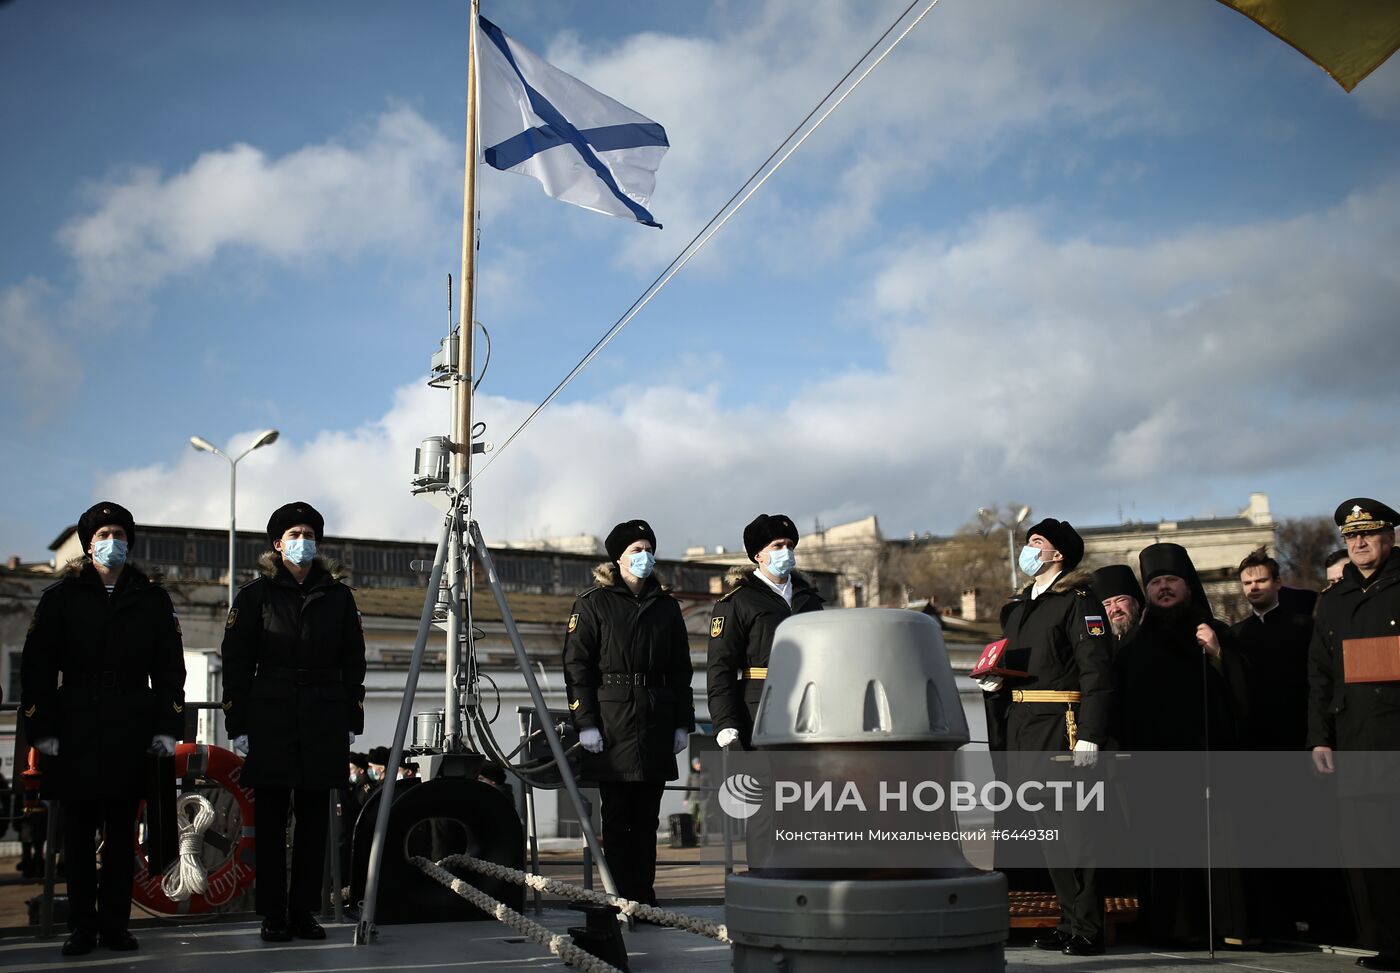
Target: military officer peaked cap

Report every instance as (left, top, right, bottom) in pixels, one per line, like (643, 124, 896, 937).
(744, 513, 799, 562)
(78, 501, 137, 552)
(605, 519, 657, 561)
(266, 501, 325, 548)
(1335, 497, 1400, 536)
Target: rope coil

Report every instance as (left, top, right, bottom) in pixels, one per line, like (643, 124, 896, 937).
(429, 853, 730, 943)
(160, 793, 215, 901)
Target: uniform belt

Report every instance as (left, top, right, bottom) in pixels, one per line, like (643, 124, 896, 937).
(601, 672, 669, 687)
(1010, 690, 1081, 703)
(87, 671, 149, 689)
(257, 665, 344, 686)
(738, 667, 768, 681)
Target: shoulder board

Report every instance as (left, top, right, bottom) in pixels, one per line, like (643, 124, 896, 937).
(717, 586, 744, 604)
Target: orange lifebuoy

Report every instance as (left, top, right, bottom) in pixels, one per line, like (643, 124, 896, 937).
(131, 743, 256, 914)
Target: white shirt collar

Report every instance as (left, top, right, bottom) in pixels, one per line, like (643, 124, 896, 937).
(753, 567, 794, 605)
(1031, 570, 1062, 600)
(1252, 601, 1280, 620)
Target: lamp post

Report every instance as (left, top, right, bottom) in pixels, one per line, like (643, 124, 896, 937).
(190, 430, 279, 608)
(978, 504, 1032, 593)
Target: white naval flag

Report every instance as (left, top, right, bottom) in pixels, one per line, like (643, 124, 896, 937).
(477, 15, 669, 227)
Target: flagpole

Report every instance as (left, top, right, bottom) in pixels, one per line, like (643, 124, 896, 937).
(444, 0, 480, 752)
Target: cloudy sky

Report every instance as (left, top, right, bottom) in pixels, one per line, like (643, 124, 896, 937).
(4, 0, 1400, 561)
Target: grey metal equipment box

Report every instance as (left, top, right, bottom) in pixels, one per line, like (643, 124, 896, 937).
(728, 608, 1007, 972)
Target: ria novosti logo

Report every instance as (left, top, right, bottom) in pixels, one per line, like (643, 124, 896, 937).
(718, 773, 764, 819)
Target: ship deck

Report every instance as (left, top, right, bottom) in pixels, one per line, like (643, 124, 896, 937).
(0, 908, 1386, 973)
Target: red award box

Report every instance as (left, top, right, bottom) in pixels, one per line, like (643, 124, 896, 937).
(1343, 636, 1400, 683)
(970, 638, 1029, 679)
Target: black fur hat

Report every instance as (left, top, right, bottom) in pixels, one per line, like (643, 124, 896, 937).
(266, 501, 325, 548)
(743, 513, 799, 562)
(78, 501, 136, 553)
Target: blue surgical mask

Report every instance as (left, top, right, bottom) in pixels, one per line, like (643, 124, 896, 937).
(92, 538, 128, 569)
(282, 538, 316, 566)
(626, 550, 655, 579)
(1018, 545, 1044, 577)
(765, 547, 795, 579)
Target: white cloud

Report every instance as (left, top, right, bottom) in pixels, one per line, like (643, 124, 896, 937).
(59, 107, 457, 309)
(98, 177, 1400, 547)
(0, 279, 70, 418)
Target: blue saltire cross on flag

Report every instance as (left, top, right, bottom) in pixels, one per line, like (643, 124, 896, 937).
(477, 15, 669, 228)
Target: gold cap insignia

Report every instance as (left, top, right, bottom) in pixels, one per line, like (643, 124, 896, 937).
(1342, 506, 1388, 535)
(710, 616, 725, 638)
(567, 613, 579, 633)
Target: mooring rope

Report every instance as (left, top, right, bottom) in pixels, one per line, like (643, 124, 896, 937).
(161, 793, 215, 901)
(432, 853, 731, 943)
(412, 856, 625, 973)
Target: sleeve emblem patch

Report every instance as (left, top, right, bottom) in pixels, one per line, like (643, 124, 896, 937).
(1084, 615, 1105, 637)
(225, 608, 238, 630)
(567, 613, 579, 633)
(357, 611, 364, 633)
(27, 614, 37, 635)
(173, 702, 183, 714)
(172, 612, 182, 635)
(24, 704, 36, 717)
(569, 699, 580, 711)
(710, 616, 725, 638)
(221, 701, 233, 711)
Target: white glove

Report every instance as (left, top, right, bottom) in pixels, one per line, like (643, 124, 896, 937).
(34, 737, 59, 757)
(150, 735, 177, 756)
(579, 727, 604, 753)
(673, 728, 689, 754)
(348, 731, 357, 746)
(976, 676, 1004, 693)
(230, 734, 250, 757)
(1072, 739, 1099, 768)
(716, 727, 740, 749)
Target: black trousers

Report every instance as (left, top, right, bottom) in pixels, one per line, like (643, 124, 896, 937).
(597, 780, 665, 905)
(62, 798, 139, 936)
(1047, 866, 1103, 940)
(255, 787, 329, 919)
(1342, 797, 1400, 956)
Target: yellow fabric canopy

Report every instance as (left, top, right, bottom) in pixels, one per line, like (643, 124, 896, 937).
(1218, 0, 1400, 92)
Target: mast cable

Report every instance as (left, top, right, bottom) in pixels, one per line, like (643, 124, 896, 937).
(466, 0, 939, 487)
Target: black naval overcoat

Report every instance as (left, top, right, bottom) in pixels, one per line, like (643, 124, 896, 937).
(221, 553, 367, 789)
(563, 563, 695, 782)
(706, 566, 824, 747)
(20, 559, 186, 799)
(1308, 550, 1400, 763)
(995, 570, 1115, 752)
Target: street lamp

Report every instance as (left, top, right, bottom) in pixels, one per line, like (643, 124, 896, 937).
(190, 430, 279, 608)
(979, 504, 1032, 593)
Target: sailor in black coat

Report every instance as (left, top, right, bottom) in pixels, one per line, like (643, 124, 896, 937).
(706, 514, 823, 750)
(21, 502, 185, 956)
(979, 518, 1112, 955)
(221, 501, 366, 942)
(1308, 499, 1400, 968)
(563, 520, 694, 906)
